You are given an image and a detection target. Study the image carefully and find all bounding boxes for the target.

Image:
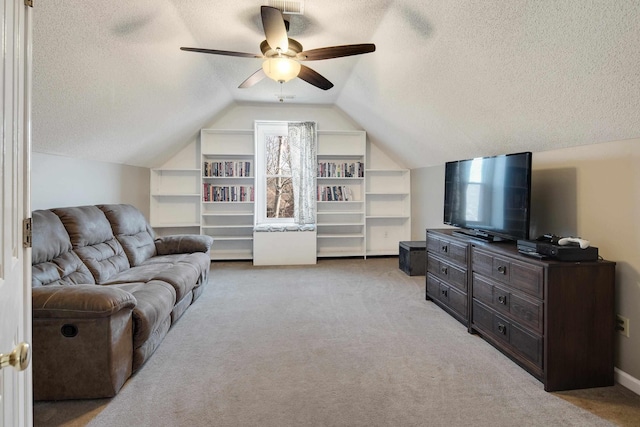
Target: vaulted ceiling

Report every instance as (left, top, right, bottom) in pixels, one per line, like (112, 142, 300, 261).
(33, 1, 640, 169)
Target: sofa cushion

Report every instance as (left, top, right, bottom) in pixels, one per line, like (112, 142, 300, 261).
(141, 252, 211, 276)
(103, 261, 202, 303)
(32, 251, 96, 287)
(99, 263, 174, 286)
(150, 262, 201, 302)
(53, 206, 130, 284)
(111, 281, 175, 350)
(141, 252, 210, 293)
(32, 210, 72, 264)
(31, 210, 95, 287)
(99, 204, 157, 266)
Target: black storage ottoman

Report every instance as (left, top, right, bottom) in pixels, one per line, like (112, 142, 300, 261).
(399, 241, 426, 276)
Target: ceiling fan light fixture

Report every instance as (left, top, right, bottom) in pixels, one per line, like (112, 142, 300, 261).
(262, 57, 301, 83)
(182, 5, 375, 90)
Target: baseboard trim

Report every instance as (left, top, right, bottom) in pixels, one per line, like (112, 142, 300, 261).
(615, 368, 640, 395)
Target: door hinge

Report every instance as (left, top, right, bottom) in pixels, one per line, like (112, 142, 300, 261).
(25, 0, 33, 7)
(23, 218, 32, 248)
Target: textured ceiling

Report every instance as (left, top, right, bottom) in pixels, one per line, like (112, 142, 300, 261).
(32, 0, 640, 169)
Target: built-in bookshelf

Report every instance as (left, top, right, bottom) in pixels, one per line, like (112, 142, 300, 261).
(200, 129, 255, 260)
(365, 144, 411, 256)
(316, 130, 366, 258)
(149, 140, 201, 232)
(150, 127, 410, 261)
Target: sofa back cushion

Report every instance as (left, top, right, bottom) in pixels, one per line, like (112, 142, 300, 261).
(53, 206, 130, 284)
(31, 209, 95, 287)
(98, 204, 157, 266)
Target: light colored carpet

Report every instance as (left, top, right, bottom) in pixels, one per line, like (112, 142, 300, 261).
(35, 257, 625, 426)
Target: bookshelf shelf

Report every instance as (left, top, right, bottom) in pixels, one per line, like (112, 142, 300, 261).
(366, 192, 409, 196)
(151, 222, 200, 228)
(317, 177, 364, 180)
(317, 233, 365, 238)
(152, 168, 200, 172)
(202, 213, 254, 217)
(151, 193, 200, 197)
(366, 215, 410, 219)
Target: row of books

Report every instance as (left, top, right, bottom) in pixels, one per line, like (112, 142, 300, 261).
(203, 161, 252, 177)
(317, 162, 364, 178)
(203, 184, 254, 202)
(318, 185, 356, 202)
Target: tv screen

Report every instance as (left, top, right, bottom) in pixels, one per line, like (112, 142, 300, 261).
(444, 152, 532, 242)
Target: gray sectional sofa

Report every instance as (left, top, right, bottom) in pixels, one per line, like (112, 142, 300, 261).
(31, 204, 213, 400)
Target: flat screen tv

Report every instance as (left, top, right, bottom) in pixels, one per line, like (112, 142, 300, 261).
(444, 151, 532, 242)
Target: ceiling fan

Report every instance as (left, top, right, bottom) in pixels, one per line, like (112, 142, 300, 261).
(180, 6, 376, 91)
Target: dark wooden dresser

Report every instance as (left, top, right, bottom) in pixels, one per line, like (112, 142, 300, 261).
(426, 228, 616, 391)
(426, 230, 471, 325)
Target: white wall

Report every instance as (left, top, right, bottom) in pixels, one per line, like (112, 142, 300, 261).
(154, 102, 365, 169)
(209, 103, 361, 130)
(31, 152, 150, 216)
(410, 138, 640, 390)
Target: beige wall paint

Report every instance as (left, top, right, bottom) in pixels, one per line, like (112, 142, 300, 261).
(533, 139, 640, 384)
(411, 138, 640, 386)
(410, 164, 452, 238)
(31, 152, 150, 216)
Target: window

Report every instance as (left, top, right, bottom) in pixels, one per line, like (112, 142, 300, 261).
(265, 135, 294, 219)
(255, 121, 317, 227)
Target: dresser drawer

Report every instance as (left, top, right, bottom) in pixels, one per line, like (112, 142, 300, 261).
(472, 273, 543, 334)
(427, 233, 468, 267)
(472, 247, 544, 299)
(427, 273, 467, 320)
(472, 300, 543, 368)
(427, 254, 467, 292)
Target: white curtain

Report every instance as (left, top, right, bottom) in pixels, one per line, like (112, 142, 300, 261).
(288, 122, 317, 225)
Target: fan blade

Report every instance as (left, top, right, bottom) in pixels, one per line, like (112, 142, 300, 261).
(261, 6, 288, 52)
(298, 65, 334, 90)
(238, 69, 267, 89)
(180, 47, 262, 58)
(297, 44, 376, 61)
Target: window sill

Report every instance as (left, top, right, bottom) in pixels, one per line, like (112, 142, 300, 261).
(253, 224, 316, 232)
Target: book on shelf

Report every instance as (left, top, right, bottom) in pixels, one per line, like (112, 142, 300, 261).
(203, 161, 251, 177)
(203, 184, 254, 202)
(317, 185, 355, 201)
(317, 161, 364, 178)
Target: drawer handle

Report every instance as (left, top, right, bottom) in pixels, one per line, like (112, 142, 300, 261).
(441, 289, 448, 298)
(497, 323, 507, 335)
(441, 245, 448, 253)
(441, 266, 448, 275)
(497, 295, 507, 305)
(497, 265, 507, 275)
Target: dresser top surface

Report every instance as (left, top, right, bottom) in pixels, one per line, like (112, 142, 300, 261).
(427, 228, 615, 268)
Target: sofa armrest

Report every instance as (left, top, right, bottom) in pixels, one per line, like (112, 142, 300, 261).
(33, 285, 137, 319)
(154, 234, 213, 255)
